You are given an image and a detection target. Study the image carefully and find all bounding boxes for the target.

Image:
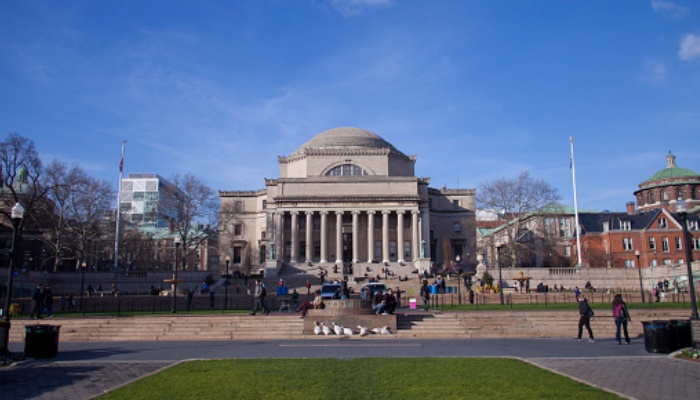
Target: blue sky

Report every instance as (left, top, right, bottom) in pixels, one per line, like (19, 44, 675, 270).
(1, 0, 699, 213)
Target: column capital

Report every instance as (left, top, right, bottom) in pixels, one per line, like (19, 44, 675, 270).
(351, 210, 361, 216)
(290, 211, 299, 216)
(335, 210, 344, 216)
(320, 211, 329, 216)
(382, 210, 391, 215)
(411, 210, 420, 215)
(305, 210, 314, 216)
(396, 210, 406, 215)
(367, 210, 377, 215)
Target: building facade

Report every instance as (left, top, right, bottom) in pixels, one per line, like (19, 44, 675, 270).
(219, 127, 476, 278)
(634, 152, 700, 213)
(119, 173, 183, 227)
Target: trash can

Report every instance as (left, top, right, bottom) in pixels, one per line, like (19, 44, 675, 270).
(670, 319, 692, 349)
(430, 285, 438, 294)
(642, 321, 673, 353)
(409, 298, 417, 310)
(24, 325, 61, 358)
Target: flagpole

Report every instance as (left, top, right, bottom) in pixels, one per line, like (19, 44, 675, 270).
(570, 136, 583, 268)
(114, 140, 126, 272)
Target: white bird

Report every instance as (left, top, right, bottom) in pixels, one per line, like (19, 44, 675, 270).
(379, 325, 391, 335)
(358, 325, 369, 337)
(322, 323, 332, 336)
(342, 326, 354, 336)
(313, 321, 322, 335)
(332, 322, 343, 336)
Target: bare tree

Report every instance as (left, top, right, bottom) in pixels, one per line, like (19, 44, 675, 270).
(0, 133, 48, 243)
(42, 161, 78, 271)
(477, 171, 560, 268)
(161, 173, 218, 270)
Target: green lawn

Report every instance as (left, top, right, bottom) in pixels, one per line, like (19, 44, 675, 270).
(98, 358, 621, 400)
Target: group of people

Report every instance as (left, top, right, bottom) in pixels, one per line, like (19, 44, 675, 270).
(30, 283, 54, 319)
(575, 292, 630, 345)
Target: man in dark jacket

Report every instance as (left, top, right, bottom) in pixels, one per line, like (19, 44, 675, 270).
(30, 283, 44, 319)
(576, 296, 595, 342)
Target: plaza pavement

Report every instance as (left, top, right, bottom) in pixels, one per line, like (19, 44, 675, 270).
(2, 337, 698, 400)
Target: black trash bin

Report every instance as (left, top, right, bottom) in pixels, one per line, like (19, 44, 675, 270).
(642, 320, 673, 353)
(670, 319, 692, 349)
(24, 324, 61, 358)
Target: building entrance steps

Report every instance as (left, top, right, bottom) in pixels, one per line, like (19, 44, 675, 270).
(7, 309, 691, 342)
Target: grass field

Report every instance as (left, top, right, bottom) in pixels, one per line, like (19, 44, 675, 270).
(97, 358, 621, 400)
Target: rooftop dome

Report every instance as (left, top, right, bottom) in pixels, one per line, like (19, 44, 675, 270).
(291, 127, 399, 155)
(643, 152, 699, 183)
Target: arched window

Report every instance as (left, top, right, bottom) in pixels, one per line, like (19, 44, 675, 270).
(693, 187, 699, 200)
(661, 190, 668, 201)
(325, 164, 368, 176)
(677, 188, 683, 200)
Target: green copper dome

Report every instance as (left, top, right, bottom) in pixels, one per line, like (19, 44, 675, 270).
(643, 151, 699, 183)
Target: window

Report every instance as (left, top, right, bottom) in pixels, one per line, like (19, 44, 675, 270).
(675, 236, 682, 250)
(649, 192, 656, 203)
(564, 246, 571, 256)
(233, 223, 242, 236)
(604, 239, 609, 254)
(658, 218, 667, 229)
(651, 259, 658, 267)
(452, 200, 459, 207)
(234, 201, 243, 212)
(687, 220, 698, 230)
(559, 218, 571, 237)
(693, 238, 700, 250)
(404, 241, 411, 259)
(602, 221, 609, 232)
(545, 218, 556, 236)
(624, 259, 635, 268)
(325, 164, 368, 176)
(662, 190, 668, 201)
(233, 246, 242, 264)
(262, 200, 267, 209)
(620, 220, 631, 230)
(649, 237, 656, 251)
(623, 237, 633, 251)
(453, 222, 461, 233)
(662, 237, 669, 252)
(678, 259, 685, 264)
(261, 231, 266, 239)
(663, 259, 671, 265)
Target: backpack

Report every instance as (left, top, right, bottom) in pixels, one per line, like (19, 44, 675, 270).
(613, 303, 624, 318)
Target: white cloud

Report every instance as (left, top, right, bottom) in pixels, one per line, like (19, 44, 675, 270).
(651, 0, 688, 18)
(679, 34, 700, 61)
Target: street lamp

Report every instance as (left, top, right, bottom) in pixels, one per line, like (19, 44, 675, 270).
(455, 255, 461, 305)
(676, 198, 698, 319)
(635, 249, 645, 304)
(172, 236, 181, 314)
(497, 246, 504, 305)
(1, 203, 24, 354)
(224, 256, 230, 312)
(80, 261, 87, 315)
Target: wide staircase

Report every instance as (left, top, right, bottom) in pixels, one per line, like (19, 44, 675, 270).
(7, 309, 691, 342)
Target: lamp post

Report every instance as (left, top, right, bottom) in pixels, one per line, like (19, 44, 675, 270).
(676, 198, 698, 319)
(224, 256, 230, 312)
(80, 261, 87, 315)
(2, 203, 24, 354)
(635, 249, 645, 304)
(455, 255, 461, 305)
(172, 236, 181, 314)
(497, 246, 504, 305)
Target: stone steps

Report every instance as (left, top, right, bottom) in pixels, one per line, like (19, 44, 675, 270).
(7, 309, 691, 342)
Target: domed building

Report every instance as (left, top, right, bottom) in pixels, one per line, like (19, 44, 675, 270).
(219, 127, 476, 278)
(634, 152, 700, 213)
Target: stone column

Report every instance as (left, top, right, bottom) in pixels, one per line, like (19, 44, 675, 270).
(420, 206, 431, 259)
(367, 211, 375, 263)
(290, 211, 299, 263)
(352, 211, 360, 263)
(382, 210, 390, 263)
(305, 211, 313, 263)
(335, 211, 343, 264)
(276, 212, 284, 261)
(411, 210, 420, 261)
(320, 211, 328, 263)
(396, 210, 405, 263)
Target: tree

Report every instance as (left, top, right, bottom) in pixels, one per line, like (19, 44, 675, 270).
(161, 173, 218, 270)
(0, 133, 48, 249)
(42, 161, 114, 271)
(477, 171, 560, 268)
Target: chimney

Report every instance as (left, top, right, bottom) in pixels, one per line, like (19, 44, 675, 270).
(626, 201, 636, 215)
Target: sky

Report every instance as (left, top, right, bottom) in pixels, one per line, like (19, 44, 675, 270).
(1, 0, 699, 213)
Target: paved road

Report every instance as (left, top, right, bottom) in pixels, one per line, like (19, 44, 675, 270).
(3, 338, 698, 399)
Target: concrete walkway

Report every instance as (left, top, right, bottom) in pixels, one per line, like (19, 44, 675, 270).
(3, 338, 698, 400)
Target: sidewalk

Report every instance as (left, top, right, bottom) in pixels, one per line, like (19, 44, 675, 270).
(2, 338, 698, 400)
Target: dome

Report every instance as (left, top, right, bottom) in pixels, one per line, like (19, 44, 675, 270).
(291, 127, 398, 155)
(643, 152, 699, 183)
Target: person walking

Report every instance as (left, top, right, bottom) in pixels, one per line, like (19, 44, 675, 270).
(612, 294, 630, 345)
(420, 280, 431, 311)
(576, 296, 595, 342)
(250, 279, 270, 315)
(30, 283, 44, 320)
(42, 284, 54, 318)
